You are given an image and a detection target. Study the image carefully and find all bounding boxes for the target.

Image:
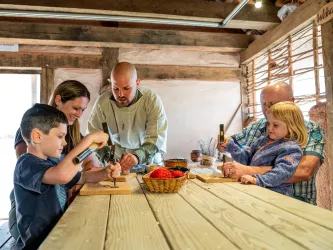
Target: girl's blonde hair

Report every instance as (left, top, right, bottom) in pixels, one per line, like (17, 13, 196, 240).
(267, 101, 308, 148)
(48, 80, 90, 151)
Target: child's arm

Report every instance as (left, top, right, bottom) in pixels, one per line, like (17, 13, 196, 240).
(240, 175, 256, 185)
(226, 137, 263, 165)
(42, 131, 109, 185)
(77, 162, 121, 184)
(254, 144, 302, 188)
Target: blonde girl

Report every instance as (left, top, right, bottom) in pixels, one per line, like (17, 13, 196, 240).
(223, 102, 307, 196)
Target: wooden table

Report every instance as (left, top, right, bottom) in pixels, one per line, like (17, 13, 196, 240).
(40, 177, 333, 250)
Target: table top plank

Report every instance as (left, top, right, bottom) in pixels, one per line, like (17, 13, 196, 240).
(142, 185, 238, 250)
(193, 179, 333, 250)
(39, 195, 110, 250)
(179, 181, 304, 250)
(105, 178, 170, 250)
(225, 182, 333, 231)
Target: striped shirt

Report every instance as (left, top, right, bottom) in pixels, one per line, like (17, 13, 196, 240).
(232, 118, 326, 205)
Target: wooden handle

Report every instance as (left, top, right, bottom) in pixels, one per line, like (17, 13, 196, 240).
(74, 143, 100, 164)
(219, 124, 224, 143)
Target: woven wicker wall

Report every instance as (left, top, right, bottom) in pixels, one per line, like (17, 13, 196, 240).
(309, 103, 331, 210)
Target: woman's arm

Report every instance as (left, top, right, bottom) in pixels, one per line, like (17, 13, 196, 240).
(77, 162, 121, 184)
(81, 153, 103, 172)
(15, 141, 27, 158)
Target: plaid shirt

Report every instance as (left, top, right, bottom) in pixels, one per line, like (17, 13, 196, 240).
(232, 118, 326, 205)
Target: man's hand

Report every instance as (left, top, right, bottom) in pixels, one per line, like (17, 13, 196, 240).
(222, 161, 251, 179)
(120, 152, 139, 170)
(240, 175, 256, 185)
(104, 162, 121, 180)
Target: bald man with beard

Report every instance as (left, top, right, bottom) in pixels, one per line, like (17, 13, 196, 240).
(88, 62, 167, 170)
(220, 82, 325, 205)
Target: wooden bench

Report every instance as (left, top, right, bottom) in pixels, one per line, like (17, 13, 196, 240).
(0, 221, 15, 250)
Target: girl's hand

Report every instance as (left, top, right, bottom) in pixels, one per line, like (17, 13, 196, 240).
(104, 162, 121, 179)
(88, 131, 109, 148)
(217, 138, 229, 152)
(240, 175, 256, 185)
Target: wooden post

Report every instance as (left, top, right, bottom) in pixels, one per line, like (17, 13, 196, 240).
(321, 20, 333, 211)
(101, 48, 119, 87)
(40, 67, 54, 104)
(288, 36, 294, 89)
(240, 64, 248, 128)
(313, 22, 321, 104)
(251, 60, 257, 119)
(31, 74, 38, 105)
(268, 49, 272, 85)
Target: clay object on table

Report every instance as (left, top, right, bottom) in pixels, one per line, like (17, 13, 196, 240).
(191, 150, 202, 162)
(122, 169, 130, 175)
(113, 173, 137, 182)
(164, 159, 188, 168)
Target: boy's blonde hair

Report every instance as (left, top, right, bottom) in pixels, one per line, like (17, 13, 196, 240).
(267, 101, 308, 148)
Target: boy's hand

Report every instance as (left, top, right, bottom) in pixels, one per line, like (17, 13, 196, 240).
(88, 131, 109, 148)
(240, 175, 256, 185)
(104, 162, 121, 180)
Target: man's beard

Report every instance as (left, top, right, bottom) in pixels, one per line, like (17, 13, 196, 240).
(116, 97, 129, 107)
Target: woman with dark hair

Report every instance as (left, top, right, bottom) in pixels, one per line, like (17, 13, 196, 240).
(10, 80, 101, 239)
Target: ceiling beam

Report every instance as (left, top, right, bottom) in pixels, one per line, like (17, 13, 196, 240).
(0, 21, 249, 52)
(0, 0, 280, 30)
(0, 52, 102, 68)
(241, 0, 327, 63)
(0, 52, 240, 81)
(136, 65, 240, 82)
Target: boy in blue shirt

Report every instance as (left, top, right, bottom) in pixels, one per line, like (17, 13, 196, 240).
(13, 104, 121, 250)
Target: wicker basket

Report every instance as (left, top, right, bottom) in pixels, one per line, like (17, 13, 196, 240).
(164, 159, 188, 168)
(142, 171, 188, 193)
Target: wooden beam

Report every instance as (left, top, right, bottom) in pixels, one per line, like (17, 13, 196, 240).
(101, 48, 119, 86)
(0, 52, 102, 68)
(241, 0, 327, 63)
(19, 45, 103, 55)
(136, 65, 240, 82)
(288, 36, 293, 89)
(0, 52, 240, 81)
(0, 68, 40, 74)
(321, 18, 333, 211)
(0, 21, 249, 52)
(0, 0, 280, 30)
(240, 65, 248, 127)
(40, 67, 54, 104)
(313, 22, 320, 104)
